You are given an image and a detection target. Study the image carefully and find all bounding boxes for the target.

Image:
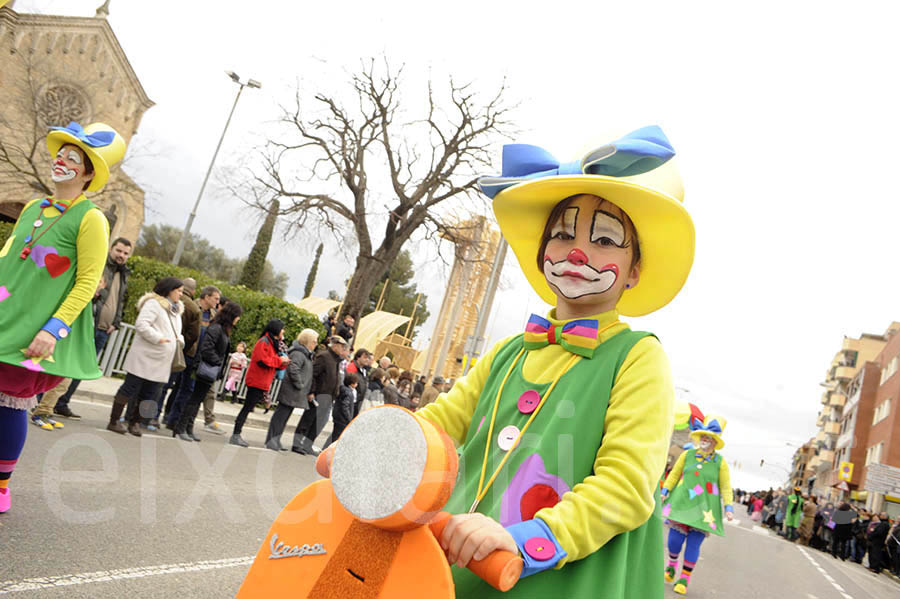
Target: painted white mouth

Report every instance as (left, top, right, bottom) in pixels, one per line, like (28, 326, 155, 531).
(51, 165, 76, 182)
(543, 259, 617, 299)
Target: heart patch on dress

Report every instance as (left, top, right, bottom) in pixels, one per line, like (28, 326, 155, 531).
(29, 245, 57, 268)
(44, 253, 71, 278)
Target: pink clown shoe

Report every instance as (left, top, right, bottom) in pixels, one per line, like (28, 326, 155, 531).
(0, 488, 10, 513)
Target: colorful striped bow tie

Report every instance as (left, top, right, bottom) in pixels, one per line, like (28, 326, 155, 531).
(523, 314, 600, 358)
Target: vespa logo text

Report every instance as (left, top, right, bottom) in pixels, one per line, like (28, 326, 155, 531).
(268, 533, 327, 560)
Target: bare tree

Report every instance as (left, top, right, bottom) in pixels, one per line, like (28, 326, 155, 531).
(238, 58, 514, 320)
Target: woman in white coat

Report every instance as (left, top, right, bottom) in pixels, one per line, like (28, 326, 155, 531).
(107, 277, 184, 436)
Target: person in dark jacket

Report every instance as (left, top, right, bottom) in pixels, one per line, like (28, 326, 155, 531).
(851, 509, 870, 563)
(173, 302, 241, 441)
(364, 368, 386, 408)
(231, 320, 289, 448)
(323, 372, 358, 449)
(292, 336, 347, 456)
(345, 348, 372, 416)
(335, 315, 355, 347)
(868, 512, 891, 573)
(830, 502, 855, 560)
(265, 329, 318, 451)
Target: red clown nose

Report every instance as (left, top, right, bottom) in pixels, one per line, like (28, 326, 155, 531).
(567, 249, 588, 266)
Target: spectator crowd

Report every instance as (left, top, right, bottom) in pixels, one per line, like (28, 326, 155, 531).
(34, 263, 455, 457)
(734, 487, 900, 577)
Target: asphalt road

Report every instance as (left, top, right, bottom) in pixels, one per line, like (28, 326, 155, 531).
(1, 397, 322, 598)
(2, 397, 899, 598)
(666, 515, 900, 599)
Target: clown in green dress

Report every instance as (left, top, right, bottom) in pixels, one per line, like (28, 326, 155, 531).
(661, 416, 735, 595)
(417, 125, 695, 598)
(0, 121, 126, 513)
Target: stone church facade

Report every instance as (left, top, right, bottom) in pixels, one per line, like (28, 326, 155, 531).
(0, 1, 152, 244)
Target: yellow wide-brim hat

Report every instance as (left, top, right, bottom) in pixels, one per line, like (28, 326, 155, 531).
(480, 126, 694, 317)
(689, 415, 727, 451)
(47, 121, 126, 192)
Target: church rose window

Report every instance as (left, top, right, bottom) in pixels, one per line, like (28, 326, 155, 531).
(38, 84, 91, 127)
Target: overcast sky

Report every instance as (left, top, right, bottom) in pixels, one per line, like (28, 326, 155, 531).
(16, 0, 900, 491)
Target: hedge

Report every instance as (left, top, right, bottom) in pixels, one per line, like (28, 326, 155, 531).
(0, 222, 12, 248)
(122, 255, 327, 349)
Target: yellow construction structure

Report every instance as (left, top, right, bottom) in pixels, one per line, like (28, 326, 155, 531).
(418, 216, 503, 381)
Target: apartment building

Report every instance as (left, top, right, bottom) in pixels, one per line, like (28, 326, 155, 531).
(857, 324, 900, 515)
(833, 362, 880, 498)
(810, 332, 887, 499)
(789, 438, 817, 492)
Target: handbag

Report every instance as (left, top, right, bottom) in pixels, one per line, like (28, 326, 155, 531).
(196, 359, 220, 383)
(167, 312, 186, 373)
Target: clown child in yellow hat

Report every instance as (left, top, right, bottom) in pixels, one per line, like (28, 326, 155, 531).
(0, 121, 125, 513)
(661, 415, 734, 595)
(411, 125, 694, 597)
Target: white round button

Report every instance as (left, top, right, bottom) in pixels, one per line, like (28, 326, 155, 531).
(57, 328, 68, 338)
(497, 425, 520, 452)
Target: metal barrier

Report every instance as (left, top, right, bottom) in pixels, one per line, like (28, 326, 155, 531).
(97, 323, 282, 401)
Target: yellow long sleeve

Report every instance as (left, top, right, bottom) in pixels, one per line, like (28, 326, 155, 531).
(52, 198, 109, 325)
(718, 458, 734, 507)
(536, 335, 673, 566)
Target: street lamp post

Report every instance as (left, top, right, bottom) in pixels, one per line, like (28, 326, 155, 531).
(171, 71, 261, 266)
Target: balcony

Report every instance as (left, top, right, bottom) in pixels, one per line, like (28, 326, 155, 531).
(829, 393, 847, 407)
(816, 430, 826, 442)
(816, 412, 825, 427)
(835, 366, 855, 380)
(824, 421, 841, 435)
(836, 430, 854, 450)
(821, 392, 829, 404)
(817, 449, 835, 468)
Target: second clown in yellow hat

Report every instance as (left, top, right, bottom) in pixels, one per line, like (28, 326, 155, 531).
(46, 122, 126, 192)
(479, 126, 694, 317)
(689, 415, 727, 451)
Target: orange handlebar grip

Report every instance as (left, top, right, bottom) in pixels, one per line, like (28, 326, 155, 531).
(315, 446, 335, 478)
(429, 512, 524, 592)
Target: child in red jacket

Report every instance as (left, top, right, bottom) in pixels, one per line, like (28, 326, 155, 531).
(231, 319, 288, 447)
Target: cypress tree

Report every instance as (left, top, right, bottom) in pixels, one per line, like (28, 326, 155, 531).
(303, 243, 324, 298)
(239, 198, 279, 291)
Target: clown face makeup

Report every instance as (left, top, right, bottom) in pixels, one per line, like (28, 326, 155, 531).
(541, 195, 638, 308)
(698, 434, 716, 453)
(51, 147, 83, 183)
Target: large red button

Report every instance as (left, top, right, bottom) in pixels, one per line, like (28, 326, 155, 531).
(517, 390, 540, 414)
(524, 537, 555, 561)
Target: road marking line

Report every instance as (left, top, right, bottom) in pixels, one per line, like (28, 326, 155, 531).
(0, 556, 254, 594)
(797, 547, 854, 599)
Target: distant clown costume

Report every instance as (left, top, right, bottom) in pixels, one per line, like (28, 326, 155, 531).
(661, 415, 734, 595)
(0, 122, 125, 513)
(417, 125, 695, 597)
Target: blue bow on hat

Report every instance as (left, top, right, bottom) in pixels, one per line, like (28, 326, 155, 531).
(478, 125, 676, 199)
(48, 122, 115, 148)
(693, 419, 723, 435)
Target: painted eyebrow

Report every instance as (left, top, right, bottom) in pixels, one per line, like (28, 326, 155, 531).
(66, 150, 83, 164)
(590, 210, 626, 245)
(550, 206, 579, 237)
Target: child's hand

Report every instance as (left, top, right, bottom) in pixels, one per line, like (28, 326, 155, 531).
(439, 512, 518, 568)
